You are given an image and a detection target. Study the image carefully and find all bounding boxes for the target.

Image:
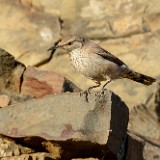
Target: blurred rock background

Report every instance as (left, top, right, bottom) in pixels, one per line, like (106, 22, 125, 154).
(0, 0, 160, 107)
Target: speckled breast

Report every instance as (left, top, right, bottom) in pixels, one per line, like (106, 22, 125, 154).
(69, 49, 124, 81)
(69, 49, 108, 81)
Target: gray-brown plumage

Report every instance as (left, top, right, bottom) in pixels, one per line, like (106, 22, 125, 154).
(48, 36, 156, 99)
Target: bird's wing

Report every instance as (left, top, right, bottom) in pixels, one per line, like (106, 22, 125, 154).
(95, 47, 126, 66)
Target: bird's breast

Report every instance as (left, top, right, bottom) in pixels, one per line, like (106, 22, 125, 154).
(69, 49, 122, 81)
(70, 50, 105, 80)
(70, 50, 88, 74)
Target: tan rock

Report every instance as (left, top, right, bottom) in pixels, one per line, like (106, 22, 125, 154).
(1, 152, 56, 160)
(0, 136, 33, 158)
(110, 15, 144, 36)
(58, 0, 159, 38)
(144, 14, 160, 32)
(0, 0, 61, 66)
(144, 142, 160, 160)
(0, 49, 25, 95)
(129, 104, 160, 139)
(128, 84, 160, 139)
(42, 141, 61, 159)
(0, 95, 10, 107)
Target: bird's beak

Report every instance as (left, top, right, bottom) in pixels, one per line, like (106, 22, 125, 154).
(47, 44, 60, 51)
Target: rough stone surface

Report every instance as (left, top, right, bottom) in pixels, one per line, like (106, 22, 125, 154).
(144, 142, 160, 160)
(0, 136, 33, 158)
(0, 91, 129, 159)
(0, 0, 61, 66)
(129, 104, 160, 139)
(128, 84, 160, 139)
(0, 49, 33, 105)
(0, 49, 25, 95)
(0, 0, 160, 159)
(0, 152, 57, 160)
(0, 49, 80, 104)
(125, 133, 160, 160)
(21, 66, 80, 98)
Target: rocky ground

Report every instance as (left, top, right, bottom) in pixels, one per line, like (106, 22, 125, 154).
(0, 0, 160, 159)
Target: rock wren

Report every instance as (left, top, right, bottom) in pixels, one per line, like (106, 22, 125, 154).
(48, 36, 156, 100)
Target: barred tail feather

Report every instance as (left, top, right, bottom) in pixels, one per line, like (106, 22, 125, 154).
(126, 70, 156, 85)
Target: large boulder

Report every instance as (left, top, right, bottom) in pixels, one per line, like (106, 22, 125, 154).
(0, 90, 129, 159)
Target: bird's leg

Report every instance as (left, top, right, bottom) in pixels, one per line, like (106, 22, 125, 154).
(98, 78, 111, 97)
(80, 81, 101, 102)
(87, 81, 101, 94)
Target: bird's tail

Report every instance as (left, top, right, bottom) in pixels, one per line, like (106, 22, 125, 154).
(124, 69, 156, 85)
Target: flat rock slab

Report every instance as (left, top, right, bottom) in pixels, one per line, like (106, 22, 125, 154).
(0, 91, 129, 158)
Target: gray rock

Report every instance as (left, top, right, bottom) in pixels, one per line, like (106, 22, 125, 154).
(0, 90, 129, 159)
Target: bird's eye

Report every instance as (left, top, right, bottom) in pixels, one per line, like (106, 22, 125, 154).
(68, 42, 72, 45)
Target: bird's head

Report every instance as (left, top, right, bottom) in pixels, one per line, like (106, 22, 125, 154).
(48, 36, 85, 52)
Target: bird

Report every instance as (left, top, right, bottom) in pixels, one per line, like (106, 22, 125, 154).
(48, 35, 156, 101)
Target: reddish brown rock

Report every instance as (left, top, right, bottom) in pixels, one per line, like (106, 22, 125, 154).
(21, 66, 80, 98)
(0, 49, 80, 102)
(21, 67, 64, 98)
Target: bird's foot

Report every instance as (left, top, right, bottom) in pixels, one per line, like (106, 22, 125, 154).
(95, 88, 106, 99)
(80, 89, 91, 102)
